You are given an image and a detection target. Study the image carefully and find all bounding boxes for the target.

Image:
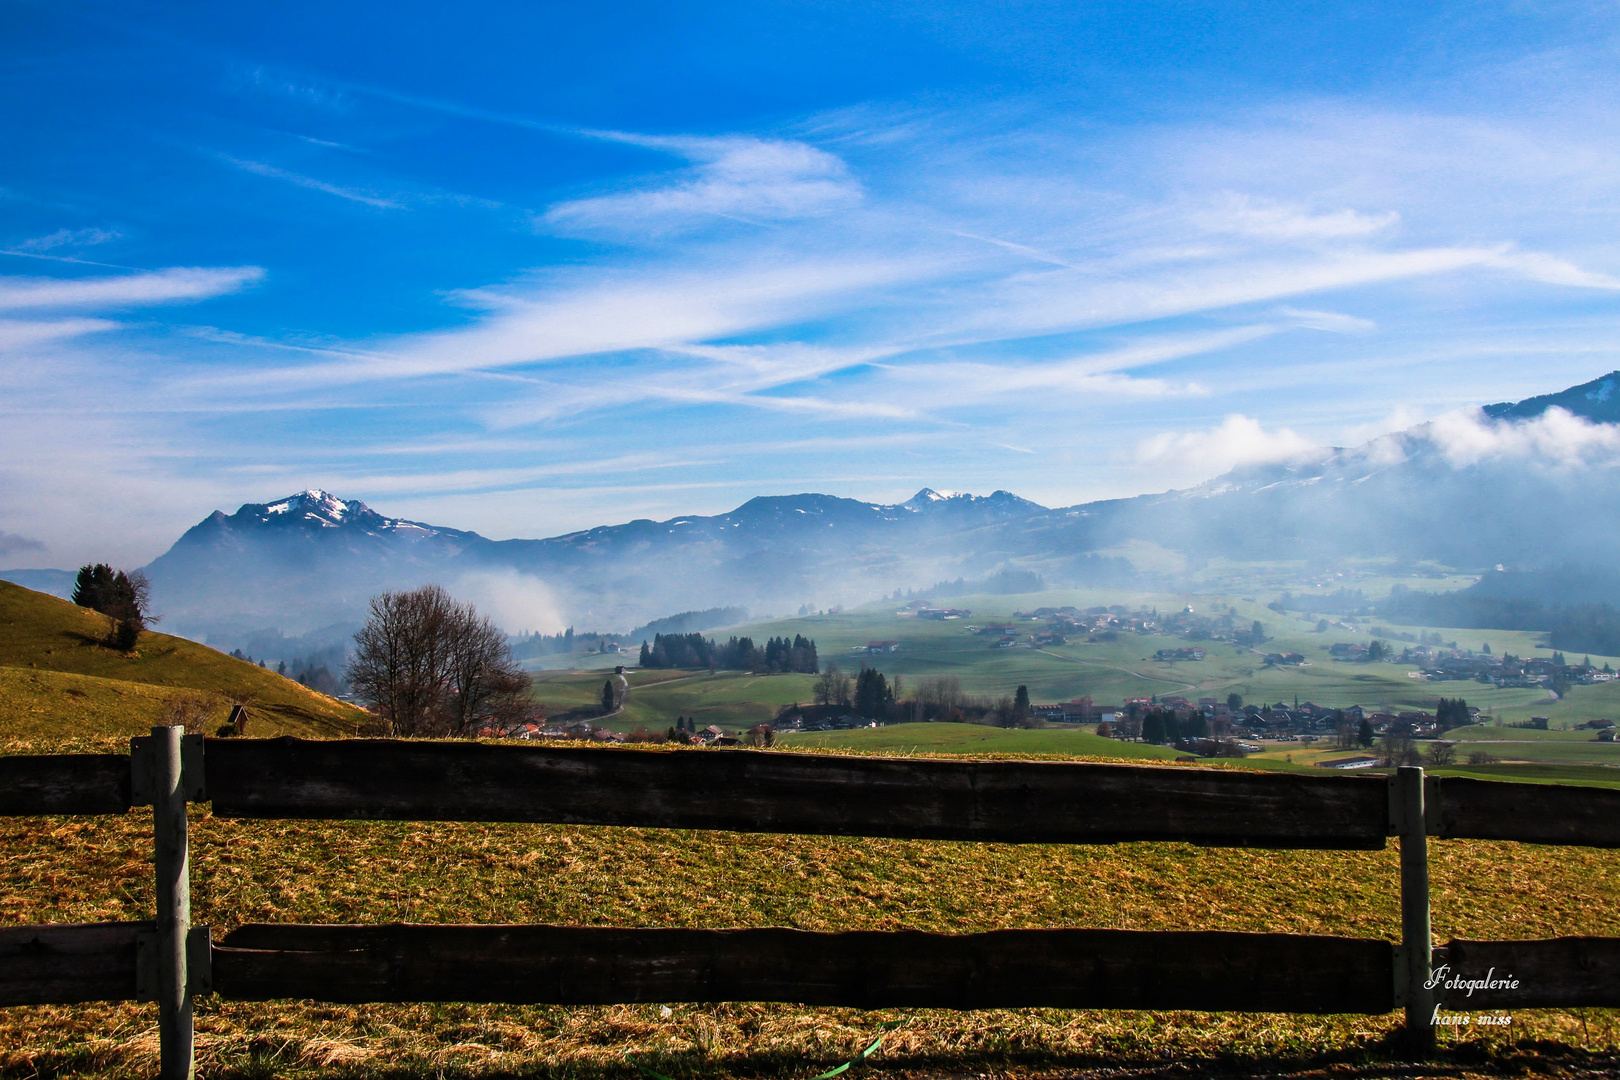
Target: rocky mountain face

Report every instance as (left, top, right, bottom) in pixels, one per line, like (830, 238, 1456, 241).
(12, 372, 1620, 645)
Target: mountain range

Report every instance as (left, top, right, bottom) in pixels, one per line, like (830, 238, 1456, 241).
(8, 370, 1620, 649)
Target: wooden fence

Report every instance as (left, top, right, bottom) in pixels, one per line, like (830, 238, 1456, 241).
(3, 733, 1620, 1080)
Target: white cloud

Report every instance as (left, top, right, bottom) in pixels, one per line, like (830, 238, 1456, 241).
(1428, 406, 1620, 467)
(543, 135, 861, 234)
(1483, 250, 1620, 290)
(0, 317, 119, 348)
(0, 267, 264, 310)
(1273, 306, 1377, 333)
(1191, 193, 1400, 240)
(1137, 414, 1319, 474)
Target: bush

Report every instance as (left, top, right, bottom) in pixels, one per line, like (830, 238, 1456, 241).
(162, 691, 220, 734)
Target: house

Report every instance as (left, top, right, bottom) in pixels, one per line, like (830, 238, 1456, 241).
(863, 640, 901, 654)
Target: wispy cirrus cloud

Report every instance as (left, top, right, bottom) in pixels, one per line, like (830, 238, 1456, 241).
(1191, 193, 1400, 240)
(542, 135, 862, 234)
(219, 155, 403, 209)
(0, 267, 263, 310)
(0, 317, 120, 348)
(14, 227, 122, 252)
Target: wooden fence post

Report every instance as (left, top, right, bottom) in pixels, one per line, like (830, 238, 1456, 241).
(136, 726, 195, 1080)
(1394, 765, 1434, 1054)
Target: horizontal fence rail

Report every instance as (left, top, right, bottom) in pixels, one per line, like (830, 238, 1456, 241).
(212, 923, 1396, 1014)
(1433, 778, 1620, 848)
(0, 753, 131, 816)
(204, 739, 1392, 849)
(5, 744, 1619, 851)
(1441, 937, 1620, 1008)
(0, 921, 148, 1005)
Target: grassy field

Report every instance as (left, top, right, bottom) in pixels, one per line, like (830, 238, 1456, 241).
(521, 582, 1620, 789)
(778, 721, 1187, 760)
(4, 789, 1620, 1077)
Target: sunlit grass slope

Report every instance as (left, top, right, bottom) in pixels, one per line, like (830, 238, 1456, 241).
(0, 580, 367, 748)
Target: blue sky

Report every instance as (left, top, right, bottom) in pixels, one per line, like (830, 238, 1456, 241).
(6, 0, 1620, 565)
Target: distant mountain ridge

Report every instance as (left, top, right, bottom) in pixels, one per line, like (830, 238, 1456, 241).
(1482, 369, 1620, 423)
(10, 372, 1620, 645)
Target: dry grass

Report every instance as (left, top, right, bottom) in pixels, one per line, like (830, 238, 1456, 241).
(3, 802, 1619, 1078)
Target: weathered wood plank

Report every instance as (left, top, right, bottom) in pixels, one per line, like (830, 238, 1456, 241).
(205, 740, 1390, 848)
(0, 754, 131, 816)
(1440, 938, 1620, 1008)
(215, 923, 1394, 1013)
(1434, 777, 1620, 847)
(0, 922, 148, 1004)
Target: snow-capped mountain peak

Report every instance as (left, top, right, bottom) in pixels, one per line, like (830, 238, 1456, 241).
(262, 489, 365, 527)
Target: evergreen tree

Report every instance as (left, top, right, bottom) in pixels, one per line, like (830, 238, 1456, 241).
(853, 667, 893, 720)
(1142, 711, 1166, 744)
(1012, 684, 1030, 725)
(639, 640, 651, 667)
(602, 680, 616, 715)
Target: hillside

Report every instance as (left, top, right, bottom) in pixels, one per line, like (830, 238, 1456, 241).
(0, 580, 368, 748)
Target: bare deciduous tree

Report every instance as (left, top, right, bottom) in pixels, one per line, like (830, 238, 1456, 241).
(347, 584, 532, 737)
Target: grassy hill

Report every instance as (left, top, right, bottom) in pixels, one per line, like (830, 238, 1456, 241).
(0, 580, 368, 750)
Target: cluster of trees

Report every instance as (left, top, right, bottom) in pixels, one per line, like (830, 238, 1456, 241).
(639, 633, 818, 673)
(346, 584, 533, 737)
(1435, 697, 1472, 728)
(1379, 734, 1457, 769)
(809, 663, 897, 719)
(803, 667, 1044, 728)
(1140, 707, 1210, 745)
(71, 564, 154, 652)
(509, 628, 617, 659)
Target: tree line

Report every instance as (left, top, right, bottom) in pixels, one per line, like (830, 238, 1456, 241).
(638, 632, 818, 673)
(1379, 587, 1620, 656)
(799, 666, 1041, 728)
